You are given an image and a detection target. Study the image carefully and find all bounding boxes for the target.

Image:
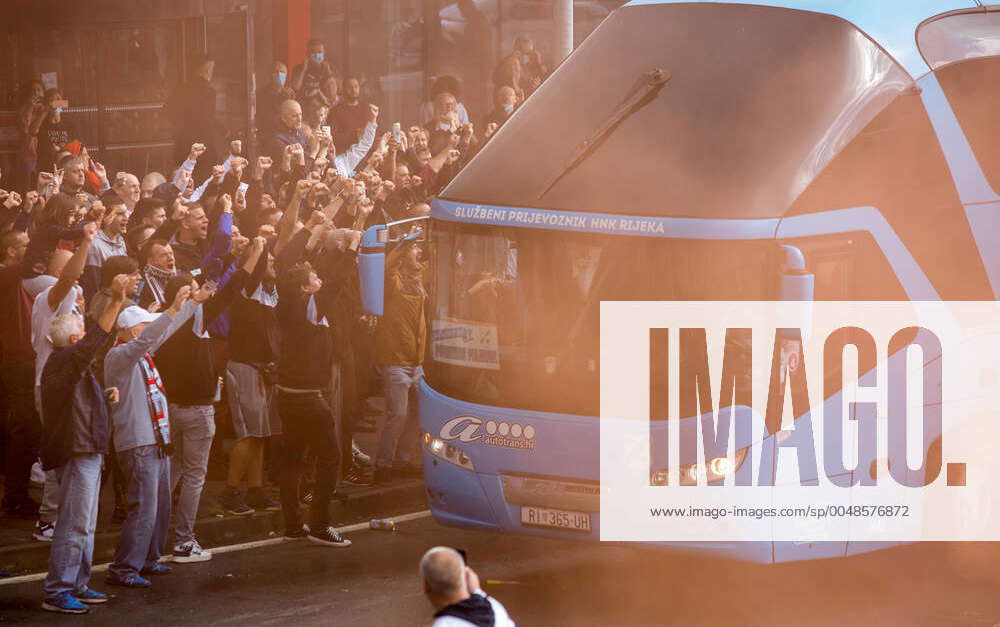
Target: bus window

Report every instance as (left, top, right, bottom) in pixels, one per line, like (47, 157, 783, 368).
(918, 10, 1000, 194)
(785, 87, 993, 300)
(428, 223, 770, 416)
(934, 57, 1000, 196)
(787, 232, 906, 302)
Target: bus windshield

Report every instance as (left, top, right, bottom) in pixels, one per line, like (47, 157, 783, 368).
(426, 221, 771, 416)
(441, 2, 910, 220)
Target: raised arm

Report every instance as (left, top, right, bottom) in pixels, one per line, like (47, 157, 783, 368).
(427, 133, 460, 175)
(200, 196, 234, 281)
(203, 236, 262, 323)
(274, 177, 313, 256)
(276, 212, 323, 273)
(340, 107, 379, 174)
(48, 222, 97, 312)
(105, 287, 190, 371)
(96, 273, 131, 334)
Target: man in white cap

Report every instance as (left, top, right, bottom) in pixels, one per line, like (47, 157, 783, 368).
(39, 273, 132, 614)
(103, 283, 208, 588)
(420, 546, 516, 627)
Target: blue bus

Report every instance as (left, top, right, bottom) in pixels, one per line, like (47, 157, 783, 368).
(362, 0, 1000, 563)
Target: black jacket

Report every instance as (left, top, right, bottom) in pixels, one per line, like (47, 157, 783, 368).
(275, 229, 334, 390)
(154, 270, 245, 405)
(276, 292, 333, 390)
(40, 326, 112, 470)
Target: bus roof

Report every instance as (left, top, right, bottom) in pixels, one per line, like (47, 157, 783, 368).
(623, 0, 977, 78)
(438, 2, 973, 222)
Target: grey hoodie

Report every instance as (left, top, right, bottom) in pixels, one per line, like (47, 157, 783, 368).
(104, 301, 195, 452)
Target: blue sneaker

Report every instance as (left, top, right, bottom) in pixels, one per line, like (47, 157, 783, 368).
(140, 562, 172, 576)
(42, 592, 89, 614)
(105, 573, 151, 588)
(74, 588, 111, 604)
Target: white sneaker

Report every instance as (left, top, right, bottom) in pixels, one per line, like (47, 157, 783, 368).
(352, 442, 373, 468)
(33, 520, 55, 542)
(171, 539, 212, 563)
(30, 462, 45, 487)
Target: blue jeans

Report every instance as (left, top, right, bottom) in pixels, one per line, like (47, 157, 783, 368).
(169, 405, 215, 544)
(43, 454, 103, 598)
(110, 445, 171, 579)
(376, 365, 423, 470)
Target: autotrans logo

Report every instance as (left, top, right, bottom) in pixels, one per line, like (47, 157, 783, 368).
(440, 415, 537, 451)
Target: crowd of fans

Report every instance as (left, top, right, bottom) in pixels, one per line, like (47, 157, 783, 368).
(0, 33, 545, 615)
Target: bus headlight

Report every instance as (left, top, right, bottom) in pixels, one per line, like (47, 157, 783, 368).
(423, 432, 475, 471)
(649, 447, 748, 486)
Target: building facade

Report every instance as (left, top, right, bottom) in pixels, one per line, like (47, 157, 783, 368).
(0, 0, 624, 180)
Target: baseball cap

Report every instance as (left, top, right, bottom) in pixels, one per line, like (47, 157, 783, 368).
(117, 306, 161, 330)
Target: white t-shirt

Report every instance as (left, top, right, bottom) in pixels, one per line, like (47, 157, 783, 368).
(32, 284, 83, 388)
(431, 592, 516, 627)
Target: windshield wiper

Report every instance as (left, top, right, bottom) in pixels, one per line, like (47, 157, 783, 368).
(538, 68, 670, 200)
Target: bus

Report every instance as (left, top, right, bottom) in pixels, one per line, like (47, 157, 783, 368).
(361, 0, 1000, 563)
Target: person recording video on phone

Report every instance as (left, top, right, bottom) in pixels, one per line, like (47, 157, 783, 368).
(420, 546, 516, 627)
(33, 88, 77, 182)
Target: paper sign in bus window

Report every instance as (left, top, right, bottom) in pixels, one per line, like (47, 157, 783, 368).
(432, 318, 501, 371)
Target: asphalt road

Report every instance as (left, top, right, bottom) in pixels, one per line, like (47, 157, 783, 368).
(2, 513, 1000, 626)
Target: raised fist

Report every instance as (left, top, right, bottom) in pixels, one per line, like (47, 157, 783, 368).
(2, 191, 21, 209)
(295, 178, 316, 196)
(306, 210, 327, 228)
(110, 273, 131, 299)
(82, 221, 100, 242)
(168, 285, 192, 314)
(193, 281, 217, 304)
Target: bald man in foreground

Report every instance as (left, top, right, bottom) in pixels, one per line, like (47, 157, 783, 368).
(420, 547, 516, 627)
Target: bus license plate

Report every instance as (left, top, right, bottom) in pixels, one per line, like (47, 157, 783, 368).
(520, 506, 591, 532)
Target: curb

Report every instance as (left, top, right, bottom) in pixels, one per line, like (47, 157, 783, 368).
(0, 480, 427, 577)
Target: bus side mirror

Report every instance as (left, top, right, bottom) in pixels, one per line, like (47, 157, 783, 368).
(359, 225, 386, 316)
(778, 244, 814, 301)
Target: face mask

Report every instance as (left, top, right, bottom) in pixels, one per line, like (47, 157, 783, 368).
(53, 107, 63, 116)
(521, 53, 531, 65)
(502, 103, 514, 114)
(275, 71, 286, 86)
(310, 52, 324, 64)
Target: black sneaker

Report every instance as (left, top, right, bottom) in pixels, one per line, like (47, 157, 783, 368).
(307, 526, 352, 547)
(219, 486, 255, 516)
(343, 466, 373, 486)
(283, 524, 310, 540)
(373, 467, 392, 485)
(246, 488, 281, 512)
